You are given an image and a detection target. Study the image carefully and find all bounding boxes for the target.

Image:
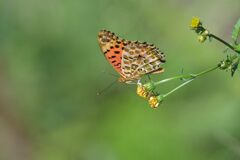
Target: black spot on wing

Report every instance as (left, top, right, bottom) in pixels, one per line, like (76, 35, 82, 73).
(159, 59, 166, 63)
(104, 49, 110, 54)
(114, 63, 121, 66)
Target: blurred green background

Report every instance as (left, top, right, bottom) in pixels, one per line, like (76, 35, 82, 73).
(1, 0, 240, 160)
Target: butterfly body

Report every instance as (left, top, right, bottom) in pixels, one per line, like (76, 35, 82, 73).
(98, 30, 166, 83)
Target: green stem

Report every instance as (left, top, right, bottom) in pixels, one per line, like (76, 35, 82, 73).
(157, 30, 239, 100)
(149, 65, 218, 99)
(194, 65, 219, 76)
(154, 65, 219, 86)
(154, 49, 239, 99)
(208, 33, 240, 54)
(163, 79, 194, 98)
(158, 65, 219, 98)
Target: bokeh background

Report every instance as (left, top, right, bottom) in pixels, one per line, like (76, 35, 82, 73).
(1, 0, 240, 160)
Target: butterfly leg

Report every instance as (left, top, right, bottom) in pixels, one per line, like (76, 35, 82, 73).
(137, 79, 142, 85)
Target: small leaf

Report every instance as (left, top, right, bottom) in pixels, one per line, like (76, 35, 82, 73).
(232, 18, 240, 43)
(234, 44, 240, 52)
(231, 60, 239, 77)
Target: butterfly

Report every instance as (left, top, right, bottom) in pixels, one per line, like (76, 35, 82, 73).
(98, 30, 166, 83)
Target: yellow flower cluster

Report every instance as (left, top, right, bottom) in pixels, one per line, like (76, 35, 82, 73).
(190, 17, 209, 43)
(137, 84, 163, 109)
(148, 96, 160, 109)
(136, 84, 150, 99)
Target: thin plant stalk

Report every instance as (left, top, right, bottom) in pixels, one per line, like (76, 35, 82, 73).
(154, 65, 219, 86)
(208, 33, 240, 54)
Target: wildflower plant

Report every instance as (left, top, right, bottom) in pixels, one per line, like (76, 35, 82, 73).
(137, 17, 240, 109)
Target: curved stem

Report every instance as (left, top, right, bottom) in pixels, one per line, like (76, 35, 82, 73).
(159, 65, 219, 98)
(156, 28, 239, 100)
(154, 65, 219, 86)
(154, 75, 192, 85)
(208, 34, 240, 54)
(163, 79, 194, 98)
(194, 65, 219, 76)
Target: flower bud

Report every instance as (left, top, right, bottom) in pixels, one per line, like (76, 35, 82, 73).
(148, 95, 164, 109)
(202, 30, 209, 36)
(198, 35, 207, 43)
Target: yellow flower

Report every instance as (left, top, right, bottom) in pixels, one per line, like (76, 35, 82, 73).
(148, 96, 160, 109)
(136, 84, 149, 99)
(190, 17, 201, 29)
(148, 95, 164, 109)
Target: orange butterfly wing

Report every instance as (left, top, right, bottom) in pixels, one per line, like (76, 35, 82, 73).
(98, 30, 166, 83)
(98, 30, 125, 75)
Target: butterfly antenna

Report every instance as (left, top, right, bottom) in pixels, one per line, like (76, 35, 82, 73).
(97, 79, 118, 95)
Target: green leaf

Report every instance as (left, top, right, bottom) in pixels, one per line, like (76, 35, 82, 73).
(231, 58, 239, 77)
(234, 44, 240, 52)
(232, 18, 240, 44)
